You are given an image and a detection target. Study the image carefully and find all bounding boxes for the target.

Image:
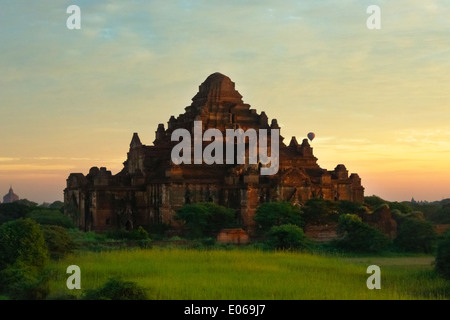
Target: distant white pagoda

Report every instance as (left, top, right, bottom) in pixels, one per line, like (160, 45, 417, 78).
(3, 186, 19, 203)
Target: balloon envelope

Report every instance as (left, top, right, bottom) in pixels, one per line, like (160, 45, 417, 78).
(307, 132, 315, 141)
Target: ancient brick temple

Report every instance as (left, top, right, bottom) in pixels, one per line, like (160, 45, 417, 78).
(64, 73, 364, 233)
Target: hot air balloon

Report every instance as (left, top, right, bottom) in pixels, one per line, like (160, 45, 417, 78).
(307, 132, 315, 141)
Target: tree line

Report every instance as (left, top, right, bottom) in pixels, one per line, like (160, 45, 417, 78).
(0, 195, 449, 300)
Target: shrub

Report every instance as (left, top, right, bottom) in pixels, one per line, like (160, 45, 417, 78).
(394, 218, 436, 253)
(82, 277, 148, 300)
(435, 231, 450, 280)
(129, 226, 150, 240)
(254, 202, 303, 233)
(105, 226, 149, 240)
(132, 226, 152, 249)
(334, 214, 391, 253)
(265, 224, 308, 251)
(201, 237, 216, 247)
(41, 225, 78, 259)
(105, 229, 129, 240)
(0, 264, 49, 300)
(104, 226, 151, 248)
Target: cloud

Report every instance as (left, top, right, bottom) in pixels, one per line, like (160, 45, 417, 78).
(1, 1, 450, 201)
(0, 164, 76, 172)
(395, 128, 450, 150)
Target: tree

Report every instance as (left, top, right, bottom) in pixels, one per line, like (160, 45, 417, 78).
(301, 199, 338, 225)
(435, 230, 450, 280)
(0, 218, 49, 270)
(26, 208, 74, 228)
(0, 202, 31, 224)
(0, 218, 50, 299)
(388, 201, 413, 214)
(337, 200, 368, 215)
(0, 263, 50, 299)
(364, 195, 387, 209)
(254, 201, 303, 233)
(266, 224, 308, 251)
(391, 209, 425, 224)
(394, 218, 436, 253)
(41, 225, 78, 259)
(15, 199, 38, 208)
(433, 206, 450, 224)
(335, 214, 391, 253)
(337, 213, 363, 233)
(201, 202, 237, 235)
(176, 203, 235, 238)
(48, 201, 65, 211)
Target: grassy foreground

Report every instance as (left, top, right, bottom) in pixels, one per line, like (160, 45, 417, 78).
(47, 248, 449, 300)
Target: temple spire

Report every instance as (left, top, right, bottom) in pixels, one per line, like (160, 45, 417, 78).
(191, 72, 243, 107)
(130, 132, 142, 149)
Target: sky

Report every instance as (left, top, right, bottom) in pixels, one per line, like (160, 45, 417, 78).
(1, 0, 449, 204)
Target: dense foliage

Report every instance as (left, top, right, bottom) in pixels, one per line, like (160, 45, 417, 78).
(254, 201, 303, 232)
(337, 200, 369, 215)
(105, 226, 152, 248)
(265, 224, 308, 250)
(0, 218, 50, 299)
(27, 209, 74, 228)
(364, 195, 387, 208)
(408, 200, 450, 224)
(431, 206, 450, 224)
(0, 218, 49, 270)
(82, 277, 148, 300)
(176, 202, 236, 238)
(0, 202, 31, 224)
(301, 199, 338, 225)
(41, 225, 78, 259)
(394, 218, 436, 253)
(334, 214, 391, 253)
(388, 201, 413, 214)
(435, 231, 450, 280)
(0, 194, 448, 299)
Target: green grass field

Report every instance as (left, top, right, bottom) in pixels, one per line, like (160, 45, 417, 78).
(46, 248, 449, 300)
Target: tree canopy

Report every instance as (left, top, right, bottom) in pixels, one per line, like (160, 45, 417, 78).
(254, 201, 303, 233)
(0, 218, 49, 270)
(176, 202, 236, 238)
